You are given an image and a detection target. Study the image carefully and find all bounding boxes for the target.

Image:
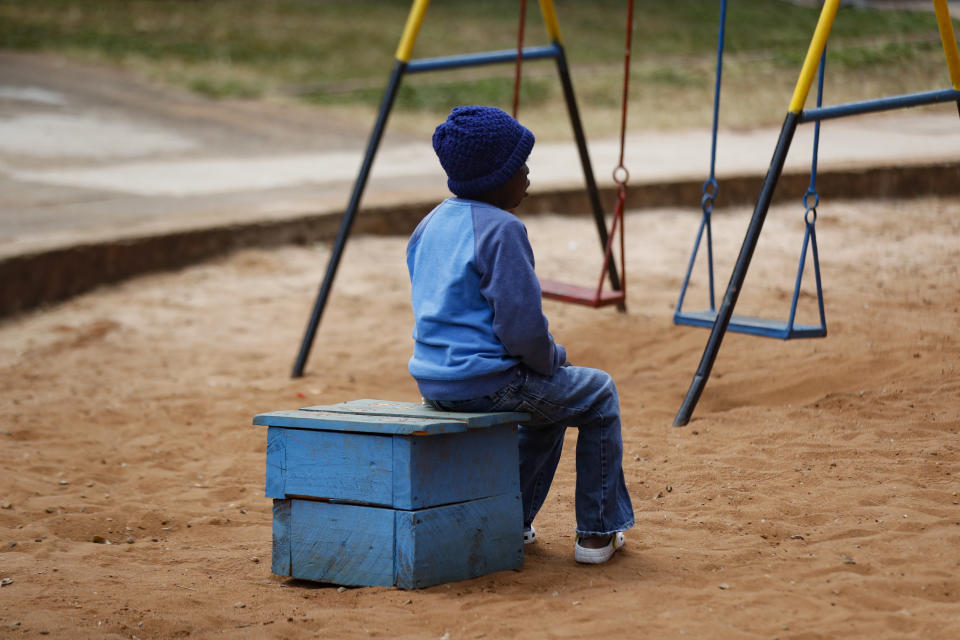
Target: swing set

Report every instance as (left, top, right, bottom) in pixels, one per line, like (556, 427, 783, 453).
(673, 0, 960, 425)
(291, 0, 960, 430)
(674, 0, 828, 341)
(292, 0, 633, 377)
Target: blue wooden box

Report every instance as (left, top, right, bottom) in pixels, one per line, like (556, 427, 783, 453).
(253, 399, 529, 589)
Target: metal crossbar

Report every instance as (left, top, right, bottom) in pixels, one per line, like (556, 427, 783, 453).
(406, 45, 559, 74)
(800, 88, 960, 122)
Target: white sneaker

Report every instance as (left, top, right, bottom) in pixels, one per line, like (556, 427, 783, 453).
(574, 532, 625, 564)
(523, 525, 537, 545)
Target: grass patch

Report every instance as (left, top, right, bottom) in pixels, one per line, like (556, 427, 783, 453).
(305, 74, 552, 113)
(2, 0, 957, 135)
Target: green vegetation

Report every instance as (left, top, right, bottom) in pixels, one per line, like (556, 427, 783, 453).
(1, 0, 956, 136)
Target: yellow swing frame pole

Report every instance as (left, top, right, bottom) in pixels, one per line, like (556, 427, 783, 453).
(788, 0, 840, 114)
(538, 0, 563, 44)
(933, 0, 960, 89)
(395, 0, 431, 63)
(398, 0, 564, 61)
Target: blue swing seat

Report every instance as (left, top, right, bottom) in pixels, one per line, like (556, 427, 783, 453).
(673, 309, 826, 340)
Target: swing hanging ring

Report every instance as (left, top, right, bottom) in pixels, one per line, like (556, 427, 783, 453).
(612, 164, 630, 186)
(701, 193, 715, 215)
(702, 177, 718, 199)
(804, 207, 818, 225)
(803, 190, 819, 210)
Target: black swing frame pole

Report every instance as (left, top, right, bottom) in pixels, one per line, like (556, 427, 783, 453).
(673, 112, 799, 426)
(553, 44, 625, 310)
(292, 60, 406, 378)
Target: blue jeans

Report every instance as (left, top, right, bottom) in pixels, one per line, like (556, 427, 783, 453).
(431, 365, 634, 537)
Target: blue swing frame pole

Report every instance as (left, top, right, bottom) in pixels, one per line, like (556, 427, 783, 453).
(800, 87, 960, 122)
(406, 45, 559, 73)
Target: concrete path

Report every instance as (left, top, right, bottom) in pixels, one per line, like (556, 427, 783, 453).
(0, 51, 958, 314)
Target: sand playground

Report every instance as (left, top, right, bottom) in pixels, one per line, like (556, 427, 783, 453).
(1, 191, 958, 639)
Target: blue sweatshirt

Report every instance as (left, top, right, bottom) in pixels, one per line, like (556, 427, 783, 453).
(407, 197, 566, 400)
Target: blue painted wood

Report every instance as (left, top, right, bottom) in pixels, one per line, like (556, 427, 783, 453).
(303, 399, 530, 429)
(395, 492, 523, 589)
(265, 428, 393, 505)
(274, 495, 521, 588)
(391, 436, 413, 509)
(271, 499, 291, 576)
(260, 399, 526, 587)
(265, 425, 518, 509)
(279, 499, 395, 587)
(255, 409, 474, 435)
(396, 424, 519, 510)
(265, 428, 286, 498)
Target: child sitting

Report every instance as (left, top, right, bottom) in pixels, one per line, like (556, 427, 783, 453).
(406, 105, 634, 564)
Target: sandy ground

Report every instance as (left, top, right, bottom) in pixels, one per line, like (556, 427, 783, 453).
(1, 195, 958, 639)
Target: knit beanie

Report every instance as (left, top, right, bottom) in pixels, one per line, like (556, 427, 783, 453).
(432, 105, 535, 200)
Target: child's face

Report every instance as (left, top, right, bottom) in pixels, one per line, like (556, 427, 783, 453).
(497, 164, 530, 210)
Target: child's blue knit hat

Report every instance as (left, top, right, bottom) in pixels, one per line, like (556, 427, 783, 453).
(432, 105, 534, 199)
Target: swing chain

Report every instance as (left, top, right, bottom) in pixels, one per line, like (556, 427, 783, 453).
(803, 187, 819, 225)
(612, 164, 630, 188)
(701, 177, 719, 215)
(612, 0, 634, 194)
(802, 48, 826, 228)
